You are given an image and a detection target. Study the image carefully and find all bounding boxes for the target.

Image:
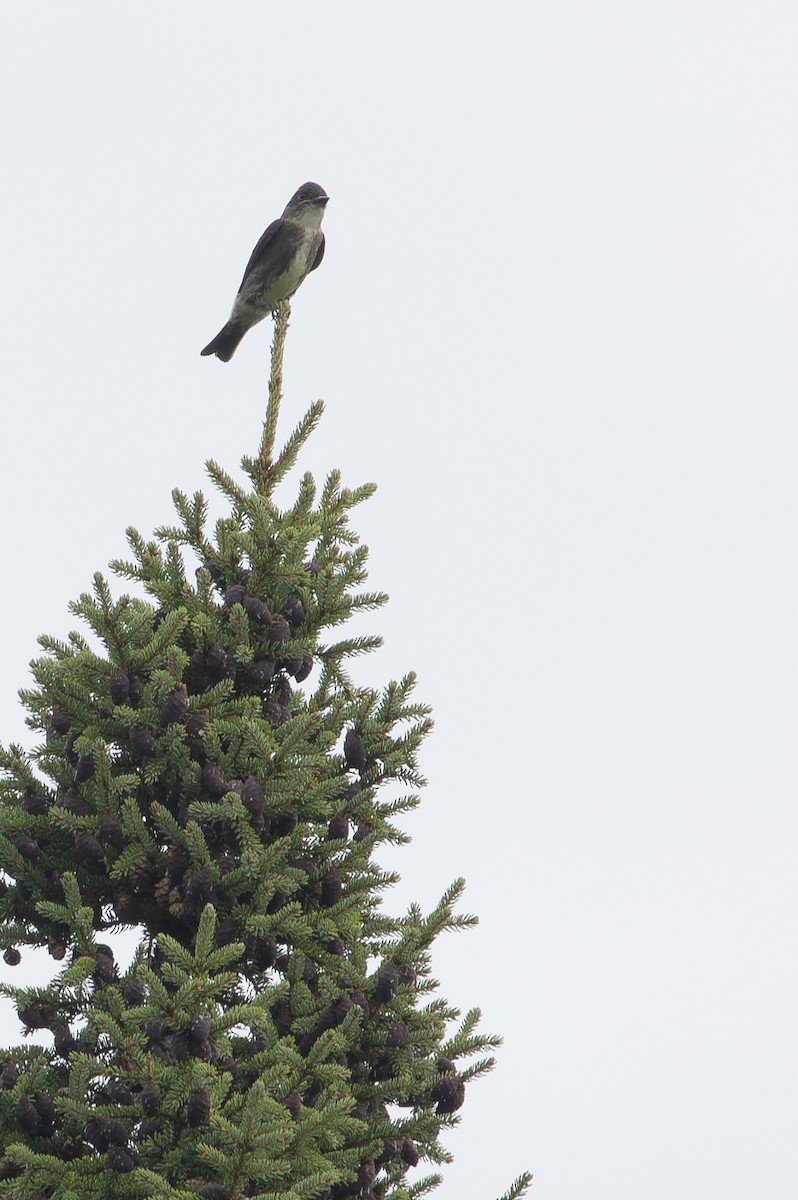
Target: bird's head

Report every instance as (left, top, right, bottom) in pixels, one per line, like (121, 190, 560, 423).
(283, 182, 330, 227)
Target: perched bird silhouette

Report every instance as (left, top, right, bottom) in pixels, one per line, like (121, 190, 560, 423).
(201, 181, 329, 362)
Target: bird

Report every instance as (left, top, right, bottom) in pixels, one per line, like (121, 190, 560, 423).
(201, 181, 329, 362)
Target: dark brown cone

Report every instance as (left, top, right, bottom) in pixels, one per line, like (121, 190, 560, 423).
(122, 978, 146, 1006)
(243, 595, 272, 625)
(15, 1095, 39, 1134)
(187, 1087, 210, 1127)
(373, 960, 399, 1003)
(109, 669, 130, 705)
(74, 753, 95, 782)
(0, 1063, 19, 1090)
(271, 810, 298, 837)
(191, 1014, 212, 1044)
(344, 729, 368, 772)
(107, 1146, 135, 1173)
(53, 1025, 75, 1056)
(184, 864, 214, 906)
(223, 583, 246, 608)
(129, 726, 156, 759)
(50, 705, 71, 734)
(34, 1091, 55, 1131)
(327, 811, 349, 840)
(281, 595, 305, 627)
(245, 659, 275, 688)
(263, 698, 289, 726)
(18, 1005, 50, 1029)
(197, 1186, 227, 1200)
(400, 1138, 420, 1167)
(12, 835, 41, 860)
(241, 775, 264, 819)
(320, 867, 343, 907)
(75, 833, 105, 866)
(431, 1073, 465, 1113)
(140, 1080, 162, 1114)
(386, 1021, 409, 1047)
(294, 653, 314, 681)
(3, 947, 21, 966)
(99, 815, 125, 849)
(93, 954, 115, 984)
(201, 763, 228, 799)
(128, 675, 145, 706)
(21, 793, 47, 816)
(268, 615, 291, 647)
(105, 1080, 134, 1105)
(159, 684, 188, 727)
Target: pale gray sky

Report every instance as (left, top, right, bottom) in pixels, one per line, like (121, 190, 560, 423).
(1, 4, 798, 1197)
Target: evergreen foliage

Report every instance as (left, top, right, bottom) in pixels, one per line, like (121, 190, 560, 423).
(0, 306, 531, 1200)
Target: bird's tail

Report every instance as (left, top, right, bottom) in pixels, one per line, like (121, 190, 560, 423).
(200, 321, 246, 362)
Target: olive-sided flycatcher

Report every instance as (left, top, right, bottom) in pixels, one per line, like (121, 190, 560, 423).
(201, 181, 329, 362)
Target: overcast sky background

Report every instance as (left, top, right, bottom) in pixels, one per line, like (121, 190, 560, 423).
(1, 4, 798, 1197)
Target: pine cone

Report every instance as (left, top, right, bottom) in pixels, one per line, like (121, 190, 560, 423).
(294, 653, 314, 682)
(243, 595, 272, 626)
(400, 1139, 420, 1167)
(282, 595, 305, 628)
(129, 726, 156, 759)
(32, 1099, 54, 1132)
(159, 684, 188, 727)
(268, 615, 291, 647)
(184, 864, 214, 907)
(386, 1021, 409, 1047)
(344, 729, 368, 773)
(197, 1186, 227, 1200)
(241, 776, 264, 820)
(15, 1095, 39, 1134)
(271, 810, 298, 837)
(105, 1080, 134, 1106)
(245, 659, 275, 688)
(431, 1073, 465, 1114)
(327, 811, 349, 841)
(187, 1087, 210, 1127)
(53, 1025, 75, 1056)
(201, 763, 228, 799)
(21, 793, 47, 816)
(107, 1146, 135, 1173)
(109, 669, 130, 705)
(223, 583, 246, 608)
(122, 978, 146, 1006)
(18, 1005, 49, 1030)
(74, 752, 95, 782)
(0, 1062, 19, 1090)
(56, 792, 89, 816)
(74, 833, 105, 867)
(140, 1080, 162, 1114)
(170, 1033, 190, 1062)
(99, 815, 125, 849)
(191, 1014, 212, 1044)
(93, 953, 115, 984)
(320, 867, 343, 907)
(372, 960, 399, 1004)
(3, 947, 21, 966)
(11, 835, 41, 860)
(50, 705, 71, 734)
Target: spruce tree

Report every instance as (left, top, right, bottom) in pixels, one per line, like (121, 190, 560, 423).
(0, 307, 531, 1200)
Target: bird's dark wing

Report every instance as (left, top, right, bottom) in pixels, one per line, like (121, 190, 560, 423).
(237, 218, 291, 292)
(310, 233, 325, 273)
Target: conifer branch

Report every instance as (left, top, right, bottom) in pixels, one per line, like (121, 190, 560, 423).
(254, 299, 291, 493)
